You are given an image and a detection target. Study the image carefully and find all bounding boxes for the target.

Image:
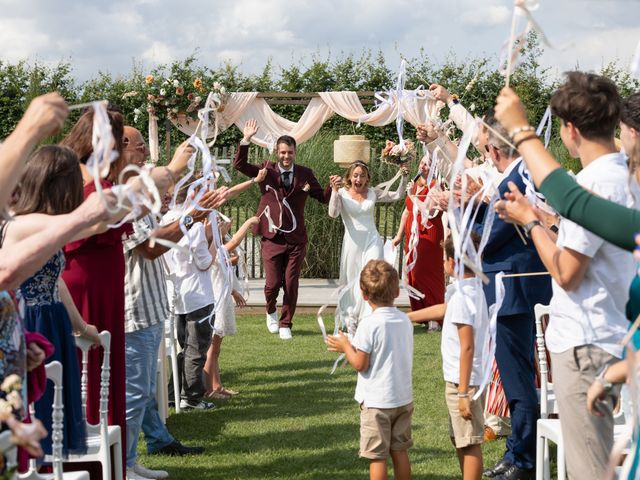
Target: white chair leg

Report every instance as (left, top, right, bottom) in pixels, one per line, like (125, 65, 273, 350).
(113, 441, 124, 480)
(156, 340, 168, 423)
(168, 315, 181, 414)
(536, 433, 544, 480)
(543, 439, 550, 480)
(557, 440, 566, 480)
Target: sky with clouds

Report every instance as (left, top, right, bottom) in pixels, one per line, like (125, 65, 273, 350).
(0, 0, 638, 83)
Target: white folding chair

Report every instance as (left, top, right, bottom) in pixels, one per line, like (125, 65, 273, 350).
(165, 313, 181, 414)
(60, 331, 123, 480)
(19, 361, 89, 480)
(534, 303, 565, 480)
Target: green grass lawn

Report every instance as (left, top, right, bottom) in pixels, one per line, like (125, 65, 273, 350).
(138, 313, 505, 479)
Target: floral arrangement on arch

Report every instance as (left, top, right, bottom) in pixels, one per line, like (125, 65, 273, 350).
(381, 139, 416, 165)
(124, 70, 228, 125)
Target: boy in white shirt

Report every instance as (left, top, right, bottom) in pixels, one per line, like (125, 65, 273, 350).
(409, 234, 489, 480)
(327, 260, 413, 480)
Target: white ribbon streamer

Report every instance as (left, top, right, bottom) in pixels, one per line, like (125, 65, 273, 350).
(473, 271, 505, 400)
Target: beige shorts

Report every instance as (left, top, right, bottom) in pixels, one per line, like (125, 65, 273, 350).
(359, 402, 414, 460)
(445, 382, 485, 448)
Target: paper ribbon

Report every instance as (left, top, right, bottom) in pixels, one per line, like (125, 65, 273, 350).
(261, 185, 298, 234)
(632, 40, 640, 79)
(473, 271, 505, 400)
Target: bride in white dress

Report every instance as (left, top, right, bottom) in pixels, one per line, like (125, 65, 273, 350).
(328, 160, 408, 331)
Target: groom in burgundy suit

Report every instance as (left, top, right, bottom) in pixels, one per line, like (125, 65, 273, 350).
(233, 119, 333, 340)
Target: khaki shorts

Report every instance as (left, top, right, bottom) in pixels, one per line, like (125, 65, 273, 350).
(359, 402, 414, 460)
(445, 382, 485, 448)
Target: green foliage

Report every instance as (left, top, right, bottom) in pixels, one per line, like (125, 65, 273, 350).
(0, 60, 76, 139)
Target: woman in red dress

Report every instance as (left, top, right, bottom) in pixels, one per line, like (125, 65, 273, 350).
(60, 109, 129, 476)
(393, 156, 446, 327)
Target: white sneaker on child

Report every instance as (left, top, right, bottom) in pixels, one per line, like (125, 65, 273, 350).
(266, 311, 279, 333)
(133, 463, 169, 479)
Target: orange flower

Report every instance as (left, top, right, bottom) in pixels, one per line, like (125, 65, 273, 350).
(145, 74, 154, 85)
(176, 87, 185, 96)
(193, 78, 203, 89)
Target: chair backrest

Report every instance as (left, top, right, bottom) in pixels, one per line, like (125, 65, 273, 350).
(534, 303, 553, 418)
(24, 361, 64, 480)
(46, 361, 64, 480)
(75, 331, 111, 436)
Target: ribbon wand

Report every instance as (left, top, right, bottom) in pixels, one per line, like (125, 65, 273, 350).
(505, 1, 519, 88)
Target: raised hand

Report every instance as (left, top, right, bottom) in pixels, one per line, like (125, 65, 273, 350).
(416, 122, 440, 143)
(255, 168, 267, 183)
(494, 87, 530, 135)
(242, 119, 259, 142)
(329, 175, 343, 192)
(167, 140, 196, 175)
(17, 92, 69, 142)
(429, 83, 453, 104)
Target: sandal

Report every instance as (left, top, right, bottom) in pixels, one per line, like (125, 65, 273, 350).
(205, 389, 231, 400)
(222, 388, 239, 396)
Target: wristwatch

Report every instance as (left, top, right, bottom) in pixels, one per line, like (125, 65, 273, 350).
(522, 220, 542, 237)
(183, 215, 194, 228)
(595, 365, 613, 393)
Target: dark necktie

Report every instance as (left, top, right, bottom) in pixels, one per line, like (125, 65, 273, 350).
(282, 171, 291, 190)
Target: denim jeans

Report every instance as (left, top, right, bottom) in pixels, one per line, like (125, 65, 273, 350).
(125, 322, 175, 466)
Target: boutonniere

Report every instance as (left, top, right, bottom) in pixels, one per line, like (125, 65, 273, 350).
(302, 182, 310, 192)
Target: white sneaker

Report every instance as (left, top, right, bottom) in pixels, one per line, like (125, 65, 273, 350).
(279, 327, 292, 340)
(133, 463, 169, 479)
(266, 312, 279, 333)
(126, 466, 152, 480)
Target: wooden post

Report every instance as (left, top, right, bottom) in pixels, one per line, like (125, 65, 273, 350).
(165, 118, 171, 164)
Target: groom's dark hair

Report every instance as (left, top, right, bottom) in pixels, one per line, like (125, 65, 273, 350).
(276, 135, 297, 150)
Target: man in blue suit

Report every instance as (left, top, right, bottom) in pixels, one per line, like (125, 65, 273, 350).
(477, 120, 552, 480)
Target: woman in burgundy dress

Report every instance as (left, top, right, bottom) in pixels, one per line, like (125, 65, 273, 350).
(60, 109, 129, 474)
(393, 156, 446, 328)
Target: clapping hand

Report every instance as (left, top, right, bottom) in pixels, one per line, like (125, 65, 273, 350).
(494, 181, 538, 226)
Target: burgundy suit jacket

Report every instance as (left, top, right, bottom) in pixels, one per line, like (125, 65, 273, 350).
(233, 143, 331, 244)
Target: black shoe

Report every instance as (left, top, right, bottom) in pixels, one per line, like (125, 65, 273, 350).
(151, 440, 205, 456)
(483, 458, 512, 478)
(493, 465, 534, 480)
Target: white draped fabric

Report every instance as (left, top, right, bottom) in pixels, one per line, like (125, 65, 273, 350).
(161, 90, 443, 155)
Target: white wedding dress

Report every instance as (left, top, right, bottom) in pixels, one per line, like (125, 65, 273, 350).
(328, 177, 407, 331)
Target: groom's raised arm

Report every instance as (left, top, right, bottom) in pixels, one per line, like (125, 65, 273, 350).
(233, 119, 261, 178)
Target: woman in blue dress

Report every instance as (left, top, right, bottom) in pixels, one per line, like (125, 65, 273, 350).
(2, 145, 101, 456)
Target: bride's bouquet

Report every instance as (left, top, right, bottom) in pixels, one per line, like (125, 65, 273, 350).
(381, 139, 416, 165)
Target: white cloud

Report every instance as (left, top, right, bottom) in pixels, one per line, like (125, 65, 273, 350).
(461, 5, 510, 27)
(0, 0, 638, 83)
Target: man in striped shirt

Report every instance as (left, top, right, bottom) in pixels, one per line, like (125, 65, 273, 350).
(121, 127, 226, 479)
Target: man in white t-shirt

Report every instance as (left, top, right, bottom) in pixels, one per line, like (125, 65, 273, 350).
(497, 72, 634, 480)
(327, 260, 413, 480)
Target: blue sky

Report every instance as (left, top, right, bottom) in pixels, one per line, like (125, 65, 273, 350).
(0, 0, 638, 82)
